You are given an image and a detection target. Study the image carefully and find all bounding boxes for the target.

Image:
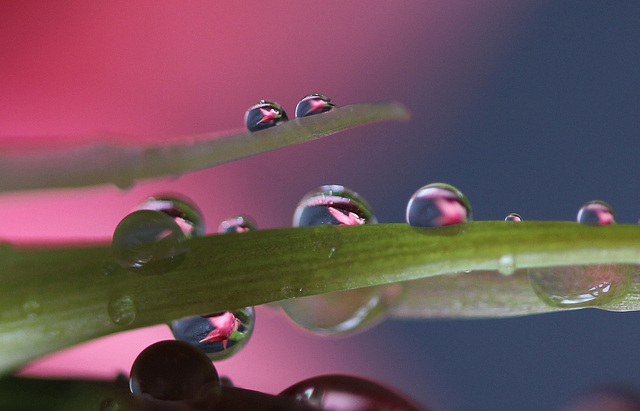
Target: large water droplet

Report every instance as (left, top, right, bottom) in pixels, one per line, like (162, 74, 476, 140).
(505, 213, 523, 222)
(529, 264, 632, 308)
(292, 185, 377, 227)
(244, 100, 288, 132)
(170, 308, 255, 361)
(112, 210, 187, 274)
(406, 183, 471, 227)
(108, 295, 137, 326)
(283, 185, 400, 335)
(129, 340, 220, 402)
(218, 215, 257, 234)
(577, 200, 615, 225)
(295, 93, 336, 118)
(279, 375, 426, 411)
(137, 195, 205, 238)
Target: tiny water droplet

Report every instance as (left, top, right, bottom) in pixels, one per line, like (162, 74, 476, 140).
(279, 375, 424, 411)
(406, 183, 471, 227)
(108, 295, 137, 326)
(505, 213, 523, 222)
(22, 300, 41, 319)
(244, 100, 288, 132)
(137, 195, 205, 238)
(101, 261, 121, 276)
(498, 254, 516, 276)
(295, 93, 336, 118)
(99, 398, 119, 411)
(170, 307, 255, 361)
(281, 284, 305, 299)
(129, 340, 220, 402)
(293, 185, 377, 227)
(528, 264, 632, 307)
(577, 200, 615, 225)
(112, 210, 187, 274)
(218, 215, 257, 234)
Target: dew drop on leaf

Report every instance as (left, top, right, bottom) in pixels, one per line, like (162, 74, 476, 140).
(244, 100, 288, 132)
(108, 295, 137, 326)
(283, 185, 402, 335)
(170, 308, 256, 362)
(278, 374, 426, 411)
(504, 213, 523, 222)
(406, 183, 471, 228)
(577, 200, 615, 225)
(498, 254, 516, 276)
(295, 93, 336, 118)
(218, 215, 257, 234)
(112, 210, 187, 274)
(137, 195, 205, 238)
(528, 264, 632, 308)
(129, 340, 220, 402)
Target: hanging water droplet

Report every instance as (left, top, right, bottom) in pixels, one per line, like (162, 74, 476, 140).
(108, 295, 137, 326)
(244, 100, 288, 132)
(292, 185, 377, 227)
(528, 264, 632, 308)
(137, 195, 205, 238)
(295, 93, 336, 118)
(170, 308, 255, 361)
(218, 215, 257, 234)
(505, 213, 523, 222)
(498, 254, 516, 276)
(129, 340, 221, 402)
(279, 375, 425, 411)
(577, 200, 615, 225)
(284, 185, 400, 335)
(112, 210, 187, 274)
(406, 183, 471, 228)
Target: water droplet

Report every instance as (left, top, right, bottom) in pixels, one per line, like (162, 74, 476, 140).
(137, 195, 205, 238)
(498, 254, 516, 276)
(406, 183, 471, 228)
(101, 261, 121, 276)
(129, 340, 220, 402)
(505, 213, 523, 222)
(22, 300, 42, 319)
(285, 185, 399, 335)
(218, 215, 257, 234)
(295, 93, 336, 118)
(108, 295, 137, 326)
(293, 185, 377, 227)
(279, 375, 424, 411)
(528, 264, 632, 308)
(112, 210, 187, 274)
(170, 307, 255, 361)
(244, 100, 288, 132)
(577, 200, 615, 225)
(99, 398, 119, 411)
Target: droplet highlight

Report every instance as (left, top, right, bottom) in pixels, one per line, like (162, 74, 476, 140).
(406, 183, 471, 227)
(528, 264, 632, 308)
(108, 295, 137, 326)
(170, 308, 256, 361)
(218, 215, 257, 234)
(129, 340, 220, 402)
(137, 195, 205, 238)
(577, 200, 615, 225)
(295, 93, 336, 118)
(279, 375, 425, 411)
(505, 213, 523, 222)
(244, 100, 288, 132)
(112, 210, 187, 274)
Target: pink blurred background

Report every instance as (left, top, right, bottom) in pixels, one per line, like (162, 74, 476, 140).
(6, 2, 639, 410)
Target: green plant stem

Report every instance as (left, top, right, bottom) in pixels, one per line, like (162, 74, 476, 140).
(2, 222, 640, 373)
(0, 102, 410, 192)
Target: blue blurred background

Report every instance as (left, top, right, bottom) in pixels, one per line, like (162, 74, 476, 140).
(2, 1, 640, 410)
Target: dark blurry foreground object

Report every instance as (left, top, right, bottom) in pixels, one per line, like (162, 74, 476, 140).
(279, 374, 428, 411)
(561, 385, 640, 411)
